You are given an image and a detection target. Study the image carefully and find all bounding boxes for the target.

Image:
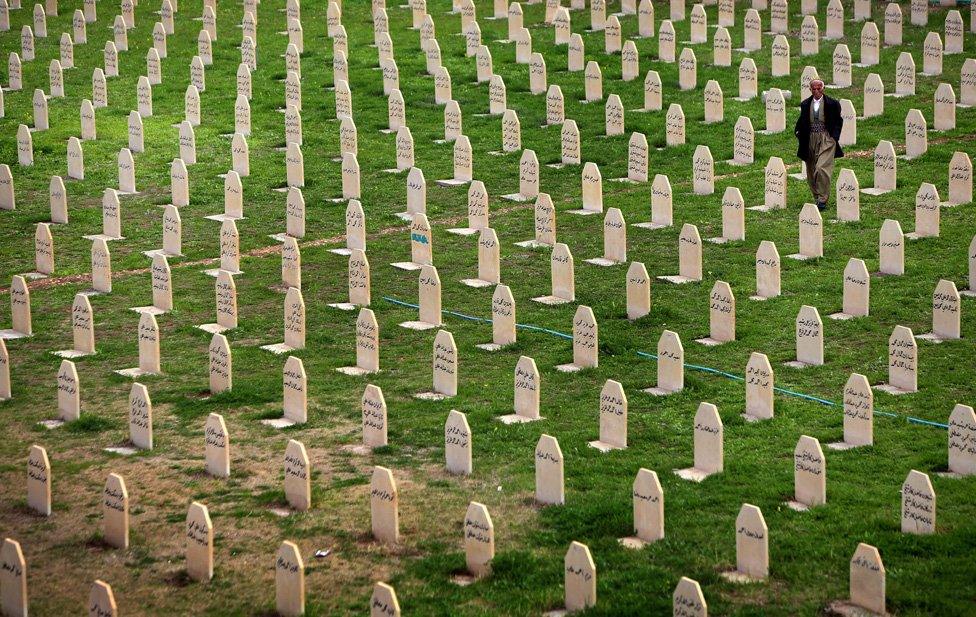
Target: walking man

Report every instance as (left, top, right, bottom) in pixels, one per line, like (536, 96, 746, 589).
(794, 79, 844, 211)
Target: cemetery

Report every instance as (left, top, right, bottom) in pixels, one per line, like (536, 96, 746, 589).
(2, 0, 976, 614)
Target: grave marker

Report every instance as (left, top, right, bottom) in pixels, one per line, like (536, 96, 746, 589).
(362, 384, 387, 448)
(464, 502, 493, 576)
(589, 379, 627, 451)
(676, 402, 723, 481)
(0, 538, 27, 617)
(626, 262, 651, 320)
(370, 466, 399, 544)
(901, 470, 935, 534)
(752, 241, 781, 300)
(284, 440, 310, 511)
(556, 305, 598, 372)
(878, 219, 904, 275)
(532, 242, 574, 304)
(275, 542, 304, 617)
(788, 203, 823, 260)
(790, 436, 826, 509)
(445, 410, 472, 475)
(733, 504, 768, 579)
(129, 383, 152, 450)
(563, 542, 596, 611)
(699, 281, 735, 344)
(27, 445, 50, 515)
(89, 581, 116, 617)
(103, 473, 128, 549)
(745, 352, 774, 420)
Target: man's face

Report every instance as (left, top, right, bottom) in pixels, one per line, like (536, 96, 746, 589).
(810, 81, 824, 99)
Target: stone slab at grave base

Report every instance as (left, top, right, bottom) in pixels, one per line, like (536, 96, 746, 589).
(143, 248, 184, 258)
(82, 234, 124, 242)
(612, 177, 640, 184)
(532, 295, 572, 305)
(873, 383, 913, 395)
(555, 362, 588, 373)
(784, 360, 817, 369)
(450, 574, 475, 587)
(828, 311, 856, 320)
(584, 257, 623, 266)
(379, 129, 398, 135)
(566, 208, 601, 216)
(618, 537, 648, 550)
(588, 440, 623, 453)
(340, 443, 374, 456)
(336, 365, 376, 376)
(657, 275, 697, 284)
(643, 386, 679, 396)
(674, 467, 713, 482)
(77, 289, 105, 298)
(38, 419, 64, 430)
(104, 446, 138, 456)
(720, 571, 765, 584)
(272, 187, 294, 193)
(741, 413, 766, 423)
(725, 159, 751, 167)
(52, 348, 94, 359)
(543, 609, 571, 617)
(197, 323, 231, 334)
(203, 268, 242, 278)
(940, 200, 964, 209)
(707, 236, 732, 245)
(917, 332, 953, 344)
(827, 441, 863, 451)
(633, 221, 671, 230)
(936, 471, 965, 479)
(694, 337, 726, 347)
(960, 289, 976, 298)
(475, 342, 507, 352)
(20, 272, 48, 281)
(749, 295, 773, 302)
(399, 320, 440, 331)
(202, 214, 247, 223)
(260, 418, 297, 429)
(884, 93, 911, 99)
(259, 343, 299, 354)
(414, 391, 450, 401)
(433, 139, 456, 145)
(785, 500, 811, 512)
(787, 253, 817, 261)
(547, 163, 575, 169)
(488, 151, 514, 157)
(268, 233, 296, 243)
(327, 247, 353, 256)
(497, 413, 543, 425)
(789, 171, 807, 180)
(327, 302, 358, 311)
(115, 367, 160, 378)
(460, 278, 495, 288)
(747, 205, 776, 212)
(268, 507, 291, 518)
(501, 192, 534, 202)
(130, 306, 166, 316)
(759, 129, 786, 136)
(390, 261, 422, 271)
(116, 190, 140, 197)
(447, 227, 479, 236)
(826, 600, 888, 616)
(904, 232, 934, 241)
(515, 240, 552, 249)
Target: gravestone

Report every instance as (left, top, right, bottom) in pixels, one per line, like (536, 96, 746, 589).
(3, 276, 32, 338)
(944, 10, 963, 54)
(919, 279, 961, 342)
(831, 45, 852, 88)
(800, 16, 818, 56)
(733, 504, 768, 579)
(666, 104, 686, 146)
(895, 53, 915, 97)
(679, 48, 697, 90)
(605, 95, 624, 136)
(714, 187, 745, 242)
(752, 241, 781, 300)
(502, 355, 541, 423)
(884, 2, 902, 46)
(56, 359, 80, 421)
(832, 373, 873, 449)
(878, 219, 904, 275)
(208, 334, 231, 394)
(128, 383, 152, 450)
(563, 542, 596, 612)
(128, 112, 144, 153)
(659, 20, 676, 62)
(103, 473, 128, 549)
(675, 402, 723, 481)
(848, 544, 886, 615)
(863, 141, 896, 194)
(922, 32, 943, 76)
(689, 4, 706, 42)
(464, 502, 493, 576)
(771, 35, 790, 77)
(622, 41, 639, 80)
(875, 325, 917, 394)
(764, 88, 786, 133)
(934, 84, 956, 131)
(371, 466, 399, 544)
(445, 410, 472, 475)
(692, 146, 714, 195)
(703, 80, 723, 122)
(659, 223, 703, 283)
(532, 242, 574, 304)
(50, 177, 66, 224)
(787, 204, 823, 260)
(786, 305, 824, 367)
(589, 379, 627, 451)
(907, 183, 940, 239)
(27, 445, 50, 515)
(901, 470, 935, 534)
(605, 16, 622, 53)
(88, 581, 116, 617)
(699, 281, 735, 345)
(790, 435, 826, 509)
(428, 330, 458, 398)
(0, 538, 27, 617)
(626, 262, 651, 320)
(82, 98, 97, 138)
(17, 125, 32, 166)
(568, 34, 585, 70)
(186, 501, 213, 581)
(904, 109, 927, 159)
(585, 208, 626, 265)
(948, 404, 976, 475)
(947, 151, 972, 205)
(529, 53, 546, 94)
(672, 578, 706, 616)
(275, 542, 304, 617)
(745, 352, 774, 420)
(284, 439, 310, 511)
(731, 116, 754, 165)
(839, 100, 856, 146)
(556, 305, 598, 372)
(0, 340, 7, 400)
(545, 85, 563, 125)
(361, 384, 388, 448)
(91, 238, 112, 293)
(485, 284, 515, 348)
(585, 61, 603, 102)
(859, 22, 880, 66)
(33, 223, 53, 276)
(118, 149, 136, 194)
(644, 70, 662, 110)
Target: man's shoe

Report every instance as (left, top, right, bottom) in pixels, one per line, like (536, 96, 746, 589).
(816, 200, 827, 211)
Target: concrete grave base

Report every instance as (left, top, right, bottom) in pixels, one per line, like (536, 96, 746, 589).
(642, 386, 679, 396)
(259, 343, 299, 354)
(327, 302, 358, 311)
(446, 227, 479, 236)
(114, 367, 159, 378)
(52, 349, 94, 359)
(327, 247, 353, 255)
(203, 268, 242, 278)
(460, 278, 495, 288)
(566, 208, 601, 216)
(785, 500, 810, 512)
(38, 419, 65, 429)
(555, 363, 585, 373)
(674, 467, 713, 482)
(261, 418, 297, 429)
(532, 295, 572, 305)
(414, 391, 450, 401)
(873, 383, 914, 395)
(827, 441, 863, 451)
(633, 221, 671, 230)
(720, 571, 765, 584)
(130, 306, 166, 316)
(399, 320, 439, 331)
(104, 446, 138, 456)
(497, 413, 543, 425)
(694, 337, 726, 346)
(197, 323, 231, 334)
(515, 239, 552, 249)
(657, 275, 698, 284)
(335, 366, 375, 376)
(390, 261, 422, 271)
(588, 440, 623, 453)
(825, 600, 888, 616)
(584, 257, 622, 266)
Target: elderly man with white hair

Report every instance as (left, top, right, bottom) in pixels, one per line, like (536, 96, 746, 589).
(794, 79, 844, 211)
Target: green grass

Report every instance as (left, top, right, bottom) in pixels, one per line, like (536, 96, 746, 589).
(1, 0, 975, 615)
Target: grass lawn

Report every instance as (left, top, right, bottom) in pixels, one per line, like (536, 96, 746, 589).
(1, 0, 975, 614)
